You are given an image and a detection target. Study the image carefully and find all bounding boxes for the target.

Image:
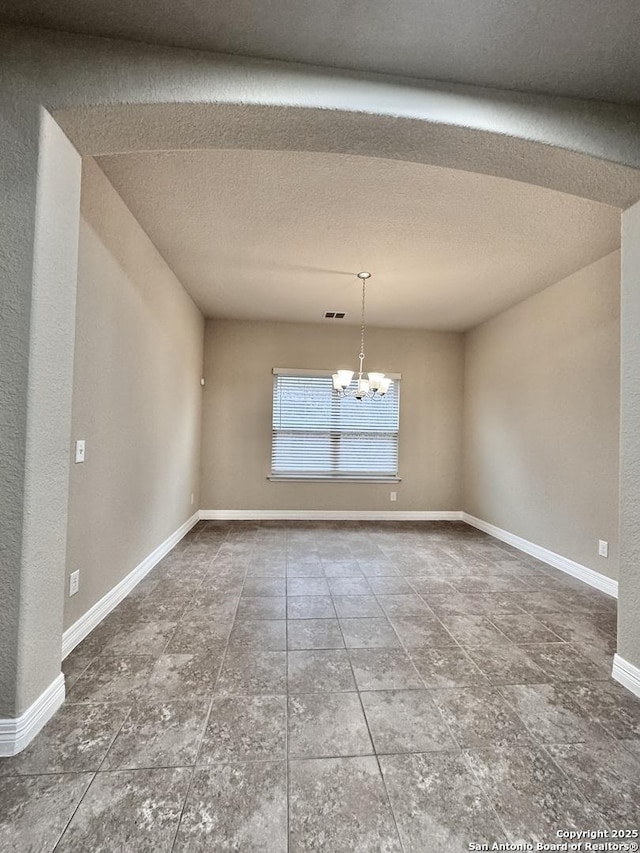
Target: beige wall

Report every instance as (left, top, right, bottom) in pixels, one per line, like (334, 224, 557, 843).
(64, 159, 204, 630)
(201, 320, 464, 511)
(463, 251, 620, 580)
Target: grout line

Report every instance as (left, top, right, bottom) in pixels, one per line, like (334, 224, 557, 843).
(51, 771, 97, 852)
(168, 765, 197, 853)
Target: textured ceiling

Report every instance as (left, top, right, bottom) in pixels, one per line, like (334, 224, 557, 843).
(95, 150, 620, 330)
(3, 0, 640, 104)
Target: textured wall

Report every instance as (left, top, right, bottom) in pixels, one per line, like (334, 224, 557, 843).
(464, 252, 621, 580)
(619, 202, 640, 667)
(64, 160, 203, 630)
(200, 320, 464, 511)
(0, 112, 82, 716)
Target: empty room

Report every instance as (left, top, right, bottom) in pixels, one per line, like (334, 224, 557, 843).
(1, 6, 640, 852)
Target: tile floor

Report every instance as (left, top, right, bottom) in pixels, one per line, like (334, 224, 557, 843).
(1, 521, 639, 852)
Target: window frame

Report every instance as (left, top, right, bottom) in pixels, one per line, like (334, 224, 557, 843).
(269, 367, 402, 482)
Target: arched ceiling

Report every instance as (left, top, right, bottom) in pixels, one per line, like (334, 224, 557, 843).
(96, 149, 620, 330)
(4, 0, 640, 104)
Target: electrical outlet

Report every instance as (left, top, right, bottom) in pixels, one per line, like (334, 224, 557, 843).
(390, 491, 397, 502)
(69, 570, 80, 596)
(598, 539, 609, 558)
(75, 439, 86, 463)
(191, 493, 194, 506)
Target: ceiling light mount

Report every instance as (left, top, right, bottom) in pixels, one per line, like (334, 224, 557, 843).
(332, 272, 392, 400)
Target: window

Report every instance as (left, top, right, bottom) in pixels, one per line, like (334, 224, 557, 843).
(271, 369, 400, 480)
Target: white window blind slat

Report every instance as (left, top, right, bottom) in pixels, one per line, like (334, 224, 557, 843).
(271, 373, 400, 479)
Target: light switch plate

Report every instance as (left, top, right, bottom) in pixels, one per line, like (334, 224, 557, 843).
(598, 539, 609, 558)
(69, 570, 80, 596)
(75, 440, 86, 463)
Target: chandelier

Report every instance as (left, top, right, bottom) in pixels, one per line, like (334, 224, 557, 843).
(333, 272, 392, 400)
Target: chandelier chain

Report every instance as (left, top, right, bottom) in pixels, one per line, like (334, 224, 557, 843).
(359, 276, 366, 369)
(332, 271, 391, 399)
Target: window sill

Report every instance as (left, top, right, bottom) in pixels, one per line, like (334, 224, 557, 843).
(267, 476, 402, 483)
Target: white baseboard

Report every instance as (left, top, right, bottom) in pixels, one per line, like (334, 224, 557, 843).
(462, 512, 618, 598)
(62, 511, 200, 659)
(199, 509, 463, 521)
(0, 674, 65, 757)
(612, 654, 640, 698)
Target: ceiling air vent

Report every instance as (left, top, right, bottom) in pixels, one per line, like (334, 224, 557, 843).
(324, 311, 347, 319)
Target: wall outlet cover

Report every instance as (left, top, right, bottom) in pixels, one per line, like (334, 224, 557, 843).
(598, 539, 609, 558)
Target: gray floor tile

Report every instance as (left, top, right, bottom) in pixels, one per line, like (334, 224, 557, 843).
(339, 617, 402, 649)
(367, 576, 415, 595)
(376, 594, 432, 617)
(7, 523, 631, 851)
(216, 650, 287, 694)
(181, 594, 239, 624)
(556, 680, 640, 739)
(287, 595, 336, 619)
(100, 619, 177, 657)
(68, 654, 156, 703)
(437, 613, 508, 645)
(349, 649, 424, 691)
(145, 652, 223, 699)
(0, 772, 94, 853)
(322, 562, 364, 578)
(408, 646, 489, 688)
(288, 692, 373, 758)
(361, 689, 457, 753)
(165, 622, 230, 655)
(288, 649, 356, 693)
(174, 763, 287, 852)
(359, 563, 402, 577)
(245, 562, 286, 578)
(451, 575, 533, 593)
(332, 595, 384, 618)
(404, 577, 457, 595)
(548, 737, 640, 828)
(288, 577, 330, 595)
(55, 767, 190, 852)
(236, 596, 286, 620)
(427, 592, 524, 617)
(500, 682, 612, 743)
(242, 577, 286, 596)
(389, 615, 457, 648)
(466, 745, 607, 844)
(287, 562, 325, 577)
(431, 685, 533, 748)
(380, 751, 506, 852)
(199, 695, 286, 762)
(519, 642, 611, 681)
(61, 647, 97, 689)
(326, 577, 372, 595)
(490, 613, 565, 644)
(287, 618, 345, 650)
(0, 702, 130, 777)
(228, 618, 286, 651)
(101, 697, 210, 769)
(197, 572, 245, 595)
(289, 756, 402, 852)
(465, 637, 549, 684)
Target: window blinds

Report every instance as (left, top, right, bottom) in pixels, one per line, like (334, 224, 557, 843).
(271, 372, 400, 479)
